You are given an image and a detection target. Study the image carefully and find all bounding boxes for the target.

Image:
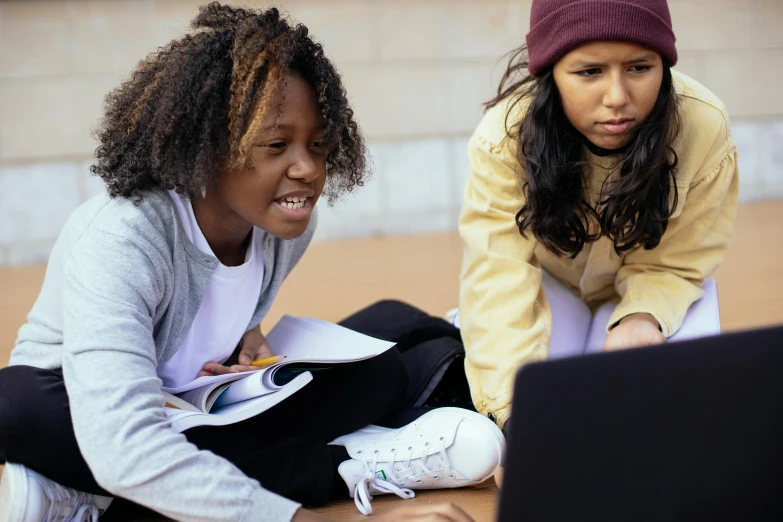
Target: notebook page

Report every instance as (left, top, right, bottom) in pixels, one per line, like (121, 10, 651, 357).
(162, 370, 256, 395)
(669, 279, 721, 342)
(585, 278, 721, 353)
(211, 370, 276, 409)
(264, 315, 395, 363)
(165, 372, 313, 433)
(448, 271, 591, 359)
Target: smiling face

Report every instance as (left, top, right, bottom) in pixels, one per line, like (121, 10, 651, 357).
(552, 41, 664, 150)
(205, 73, 327, 241)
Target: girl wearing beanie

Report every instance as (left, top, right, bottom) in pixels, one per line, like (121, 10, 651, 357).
(458, 0, 739, 465)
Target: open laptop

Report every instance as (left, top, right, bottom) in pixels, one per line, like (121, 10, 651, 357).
(497, 325, 783, 522)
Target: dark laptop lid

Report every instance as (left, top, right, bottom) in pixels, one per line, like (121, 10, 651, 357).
(497, 326, 783, 522)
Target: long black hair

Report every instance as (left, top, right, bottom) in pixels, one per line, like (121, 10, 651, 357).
(486, 45, 681, 258)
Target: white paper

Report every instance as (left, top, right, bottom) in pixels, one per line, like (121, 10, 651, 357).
(264, 315, 395, 363)
(211, 370, 276, 409)
(669, 279, 721, 342)
(165, 372, 313, 433)
(162, 370, 258, 395)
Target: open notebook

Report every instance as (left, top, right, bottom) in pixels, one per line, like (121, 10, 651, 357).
(451, 272, 720, 359)
(161, 315, 395, 432)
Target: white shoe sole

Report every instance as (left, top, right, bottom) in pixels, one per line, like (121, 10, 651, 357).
(332, 407, 506, 484)
(0, 463, 29, 522)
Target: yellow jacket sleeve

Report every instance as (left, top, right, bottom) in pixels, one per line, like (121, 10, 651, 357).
(458, 133, 550, 429)
(608, 143, 739, 336)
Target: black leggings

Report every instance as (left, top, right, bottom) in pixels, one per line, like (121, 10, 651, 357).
(0, 300, 470, 519)
(0, 349, 411, 518)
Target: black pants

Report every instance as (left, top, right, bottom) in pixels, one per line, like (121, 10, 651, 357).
(0, 347, 405, 514)
(0, 301, 470, 519)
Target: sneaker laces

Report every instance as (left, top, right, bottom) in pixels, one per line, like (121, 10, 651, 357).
(351, 437, 455, 515)
(396, 436, 455, 483)
(353, 450, 414, 515)
(36, 474, 101, 522)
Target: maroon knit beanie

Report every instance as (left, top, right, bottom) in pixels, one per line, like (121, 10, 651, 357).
(526, 0, 677, 76)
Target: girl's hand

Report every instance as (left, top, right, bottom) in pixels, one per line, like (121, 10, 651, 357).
(494, 466, 504, 488)
(229, 327, 274, 372)
(197, 361, 236, 377)
(604, 313, 666, 351)
(197, 328, 274, 377)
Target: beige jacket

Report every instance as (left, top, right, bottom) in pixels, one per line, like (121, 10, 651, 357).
(458, 71, 739, 428)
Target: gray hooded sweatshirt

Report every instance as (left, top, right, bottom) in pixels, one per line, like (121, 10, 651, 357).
(9, 190, 316, 522)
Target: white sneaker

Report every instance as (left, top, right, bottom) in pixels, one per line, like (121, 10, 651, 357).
(0, 463, 112, 522)
(444, 308, 460, 328)
(331, 407, 505, 515)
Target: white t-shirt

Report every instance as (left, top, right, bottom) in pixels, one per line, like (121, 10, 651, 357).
(158, 191, 265, 388)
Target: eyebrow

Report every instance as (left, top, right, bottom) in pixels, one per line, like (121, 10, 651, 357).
(572, 54, 656, 68)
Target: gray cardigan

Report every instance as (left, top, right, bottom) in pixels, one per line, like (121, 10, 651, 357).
(10, 190, 316, 522)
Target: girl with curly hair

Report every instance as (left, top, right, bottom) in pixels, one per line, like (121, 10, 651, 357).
(0, 4, 501, 521)
(457, 0, 738, 483)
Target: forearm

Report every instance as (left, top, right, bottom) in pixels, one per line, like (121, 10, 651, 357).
(609, 272, 703, 337)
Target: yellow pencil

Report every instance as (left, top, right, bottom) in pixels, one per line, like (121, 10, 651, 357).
(250, 355, 286, 368)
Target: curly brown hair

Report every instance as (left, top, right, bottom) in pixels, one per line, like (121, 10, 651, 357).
(91, 2, 368, 204)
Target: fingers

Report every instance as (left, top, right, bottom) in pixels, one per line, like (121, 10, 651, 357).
(237, 344, 254, 366)
(603, 334, 626, 351)
(254, 338, 275, 360)
(227, 364, 258, 373)
(636, 325, 666, 347)
(605, 320, 667, 351)
(650, 330, 667, 345)
(494, 466, 504, 489)
(237, 335, 274, 366)
(198, 362, 236, 377)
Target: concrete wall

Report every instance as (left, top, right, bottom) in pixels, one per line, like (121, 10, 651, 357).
(1, 0, 781, 265)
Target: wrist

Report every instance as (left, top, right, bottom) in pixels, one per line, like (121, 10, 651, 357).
(619, 313, 660, 330)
